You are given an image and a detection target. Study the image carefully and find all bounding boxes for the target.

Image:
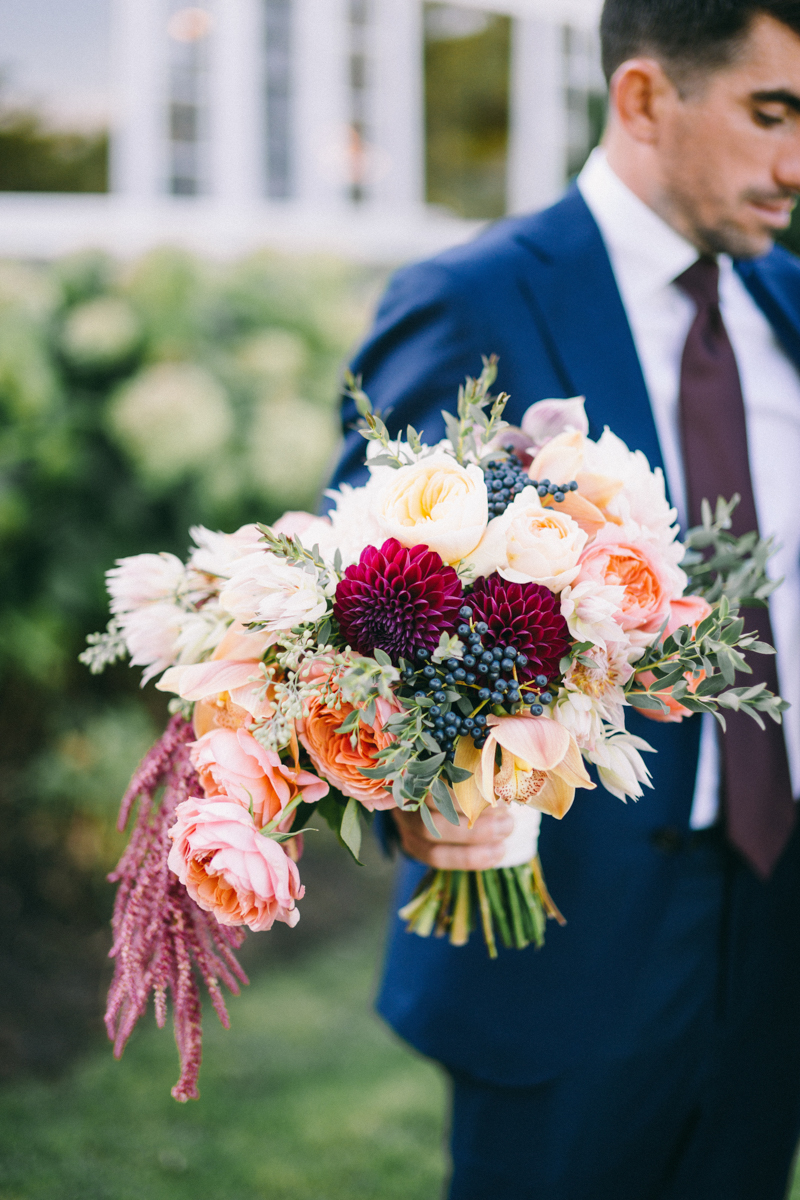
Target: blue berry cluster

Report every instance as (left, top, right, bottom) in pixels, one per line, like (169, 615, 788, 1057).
(484, 452, 531, 518)
(529, 477, 579, 504)
(400, 606, 554, 760)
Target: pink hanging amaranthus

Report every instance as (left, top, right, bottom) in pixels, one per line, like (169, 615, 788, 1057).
(105, 714, 249, 1101)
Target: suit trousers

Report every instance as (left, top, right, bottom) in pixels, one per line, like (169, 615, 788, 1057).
(444, 828, 800, 1200)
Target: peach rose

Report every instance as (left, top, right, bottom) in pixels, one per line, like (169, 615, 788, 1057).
(168, 798, 303, 931)
(298, 690, 400, 810)
(467, 489, 586, 592)
(190, 727, 328, 826)
(664, 594, 713, 638)
(577, 526, 679, 634)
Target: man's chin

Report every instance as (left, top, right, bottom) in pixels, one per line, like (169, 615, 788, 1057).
(695, 221, 775, 261)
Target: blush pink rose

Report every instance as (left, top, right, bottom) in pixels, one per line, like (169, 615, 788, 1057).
(190, 727, 328, 826)
(577, 528, 677, 634)
(167, 798, 304, 930)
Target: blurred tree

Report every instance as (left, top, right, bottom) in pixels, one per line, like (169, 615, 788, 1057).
(0, 248, 382, 1078)
(424, 5, 510, 219)
(0, 109, 108, 192)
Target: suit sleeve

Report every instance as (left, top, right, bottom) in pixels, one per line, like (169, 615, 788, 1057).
(327, 259, 488, 494)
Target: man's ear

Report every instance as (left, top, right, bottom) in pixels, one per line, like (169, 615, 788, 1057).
(609, 57, 675, 144)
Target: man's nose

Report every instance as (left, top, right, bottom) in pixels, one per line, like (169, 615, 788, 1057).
(775, 137, 800, 193)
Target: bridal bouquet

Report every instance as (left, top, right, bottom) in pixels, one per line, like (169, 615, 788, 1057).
(83, 359, 785, 1099)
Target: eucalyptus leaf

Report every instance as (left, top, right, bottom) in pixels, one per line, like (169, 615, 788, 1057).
(430, 777, 460, 826)
(419, 802, 442, 840)
(340, 797, 363, 862)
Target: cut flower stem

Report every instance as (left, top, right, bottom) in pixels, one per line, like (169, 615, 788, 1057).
(398, 856, 564, 959)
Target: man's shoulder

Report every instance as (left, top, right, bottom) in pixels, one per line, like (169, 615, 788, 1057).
(737, 241, 800, 293)
(393, 187, 596, 296)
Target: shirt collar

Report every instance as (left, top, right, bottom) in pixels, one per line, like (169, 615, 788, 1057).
(577, 148, 699, 302)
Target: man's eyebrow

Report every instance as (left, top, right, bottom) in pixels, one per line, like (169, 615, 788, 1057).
(751, 89, 800, 113)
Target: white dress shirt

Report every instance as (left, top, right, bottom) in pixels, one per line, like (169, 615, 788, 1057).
(578, 148, 800, 826)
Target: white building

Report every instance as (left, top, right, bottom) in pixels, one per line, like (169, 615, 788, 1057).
(0, 0, 604, 262)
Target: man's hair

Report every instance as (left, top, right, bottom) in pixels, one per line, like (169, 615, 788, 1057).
(600, 0, 800, 84)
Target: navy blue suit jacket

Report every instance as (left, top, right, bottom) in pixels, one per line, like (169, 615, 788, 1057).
(329, 188, 800, 1087)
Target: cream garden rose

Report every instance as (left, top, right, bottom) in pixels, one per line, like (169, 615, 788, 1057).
(467, 488, 587, 592)
(377, 454, 488, 564)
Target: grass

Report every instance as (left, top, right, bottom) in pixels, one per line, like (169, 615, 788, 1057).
(0, 923, 448, 1200)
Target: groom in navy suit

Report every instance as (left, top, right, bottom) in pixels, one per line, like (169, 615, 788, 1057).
(329, 1, 800, 1196)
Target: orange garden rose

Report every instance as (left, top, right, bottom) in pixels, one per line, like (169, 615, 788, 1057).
(298, 689, 401, 810)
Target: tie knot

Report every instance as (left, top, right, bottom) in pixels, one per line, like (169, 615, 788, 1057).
(674, 256, 720, 308)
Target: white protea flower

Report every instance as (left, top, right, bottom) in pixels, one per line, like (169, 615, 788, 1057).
(553, 692, 606, 754)
(188, 524, 265, 581)
(220, 551, 328, 630)
(107, 552, 191, 613)
(117, 601, 187, 684)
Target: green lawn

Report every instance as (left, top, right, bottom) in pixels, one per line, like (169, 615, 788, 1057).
(0, 925, 447, 1200)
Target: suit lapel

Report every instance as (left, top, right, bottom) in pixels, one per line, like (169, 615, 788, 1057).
(509, 187, 668, 481)
(735, 251, 800, 372)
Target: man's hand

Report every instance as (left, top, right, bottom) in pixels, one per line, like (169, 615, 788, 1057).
(393, 801, 514, 870)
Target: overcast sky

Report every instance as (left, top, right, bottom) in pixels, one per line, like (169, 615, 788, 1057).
(0, 0, 111, 128)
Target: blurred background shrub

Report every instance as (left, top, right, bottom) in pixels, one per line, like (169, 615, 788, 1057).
(0, 247, 385, 1078)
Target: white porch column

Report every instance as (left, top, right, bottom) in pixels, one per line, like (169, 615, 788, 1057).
(109, 0, 166, 197)
(208, 0, 264, 202)
(506, 16, 567, 215)
(370, 0, 425, 209)
(293, 0, 349, 207)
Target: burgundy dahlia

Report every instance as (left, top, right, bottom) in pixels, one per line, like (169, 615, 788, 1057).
(334, 538, 463, 663)
(466, 573, 570, 683)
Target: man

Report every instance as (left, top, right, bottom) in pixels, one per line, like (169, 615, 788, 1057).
(329, 2, 800, 1196)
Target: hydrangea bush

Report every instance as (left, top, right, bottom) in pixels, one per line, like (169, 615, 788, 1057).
(0, 247, 382, 1072)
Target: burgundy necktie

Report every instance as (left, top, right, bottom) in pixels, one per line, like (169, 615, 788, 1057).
(675, 256, 795, 879)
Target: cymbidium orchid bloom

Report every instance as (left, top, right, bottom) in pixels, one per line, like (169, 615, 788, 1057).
(453, 714, 594, 826)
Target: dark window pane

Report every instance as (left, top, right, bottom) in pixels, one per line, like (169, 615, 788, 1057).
(424, 4, 510, 220)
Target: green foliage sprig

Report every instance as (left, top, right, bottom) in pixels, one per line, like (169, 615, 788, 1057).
(682, 495, 779, 606)
(78, 618, 128, 674)
(256, 524, 341, 593)
(626, 594, 788, 730)
(344, 371, 422, 469)
(441, 356, 510, 466)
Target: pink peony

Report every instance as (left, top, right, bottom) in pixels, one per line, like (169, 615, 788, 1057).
(168, 798, 304, 930)
(577, 525, 681, 634)
(191, 727, 328, 826)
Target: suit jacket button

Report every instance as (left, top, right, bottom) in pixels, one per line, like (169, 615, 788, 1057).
(650, 826, 685, 854)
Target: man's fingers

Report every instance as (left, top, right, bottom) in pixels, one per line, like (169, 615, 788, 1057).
(393, 804, 514, 845)
(398, 830, 506, 871)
